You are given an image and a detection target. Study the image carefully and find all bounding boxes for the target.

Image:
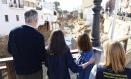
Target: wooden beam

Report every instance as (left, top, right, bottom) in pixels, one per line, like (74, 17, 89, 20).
(71, 49, 78, 54)
(92, 47, 103, 52)
(0, 57, 15, 79)
(0, 66, 7, 79)
(0, 57, 13, 63)
(6, 61, 16, 79)
(0, 66, 6, 70)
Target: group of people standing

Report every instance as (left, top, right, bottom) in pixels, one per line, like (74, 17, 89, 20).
(8, 9, 131, 79)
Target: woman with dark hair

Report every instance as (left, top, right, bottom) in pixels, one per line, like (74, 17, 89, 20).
(45, 30, 95, 79)
(76, 33, 95, 79)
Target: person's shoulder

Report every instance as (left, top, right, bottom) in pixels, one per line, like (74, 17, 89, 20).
(36, 31, 44, 38)
(84, 48, 94, 53)
(96, 64, 107, 71)
(125, 68, 131, 72)
(22, 25, 43, 36)
(84, 49, 94, 56)
(125, 68, 131, 77)
(89, 48, 94, 53)
(13, 26, 22, 30)
(10, 26, 23, 34)
(97, 64, 105, 68)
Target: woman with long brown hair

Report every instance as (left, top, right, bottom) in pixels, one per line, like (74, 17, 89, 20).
(45, 30, 95, 79)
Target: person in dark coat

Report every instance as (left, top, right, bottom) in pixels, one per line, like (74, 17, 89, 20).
(45, 30, 95, 79)
(8, 9, 46, 79)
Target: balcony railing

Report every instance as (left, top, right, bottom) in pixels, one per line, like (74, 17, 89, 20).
(0, 35, 131, 79)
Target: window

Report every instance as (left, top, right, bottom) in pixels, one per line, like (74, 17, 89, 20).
(14, 0, 16, 4)
(33, 3, 35, 8)
(29, 2, 34, 7)
(2, 0, 7, 4)
(16, 15, 19, 21)
(24, 1, 29, 7)
(19, 0, 24, 8)
(5, 15, 9, 22)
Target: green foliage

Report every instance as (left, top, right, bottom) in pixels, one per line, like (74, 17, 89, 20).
(80, 12, 83, 19)
(53, 1, 60, 11)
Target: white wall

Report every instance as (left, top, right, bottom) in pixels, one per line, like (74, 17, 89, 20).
(0, 0, 47, 35)
(0, 0, 25, 35)
(83, 7, 93, 25)
(42, 2, 55, 10)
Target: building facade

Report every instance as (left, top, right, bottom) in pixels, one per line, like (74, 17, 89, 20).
(81, 0, 93, 25)
(0, 0, 55, 35)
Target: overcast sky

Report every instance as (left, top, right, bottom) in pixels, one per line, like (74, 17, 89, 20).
(45, 0, 109, 11)
(45, 0, 82, 11)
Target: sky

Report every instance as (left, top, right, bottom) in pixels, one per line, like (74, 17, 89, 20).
(45, 0, 82, 11)
(45, 0, 109, 11)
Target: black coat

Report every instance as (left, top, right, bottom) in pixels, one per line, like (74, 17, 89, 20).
(8, 25, 46, 74)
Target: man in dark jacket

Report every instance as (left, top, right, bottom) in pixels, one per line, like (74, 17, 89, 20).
(8, 9, 46, 79)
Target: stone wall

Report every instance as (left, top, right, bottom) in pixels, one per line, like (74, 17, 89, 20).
(103, 17, 131, 39)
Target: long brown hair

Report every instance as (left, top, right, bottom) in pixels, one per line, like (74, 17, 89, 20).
(77, 33, 92, 52)
(103, 41, 126, 73)
(48, 30, 68, 55)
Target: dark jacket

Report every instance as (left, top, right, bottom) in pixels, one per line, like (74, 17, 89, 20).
(45, 50, 82, 79)
(89, 65, 131, 79)
(8, 25, 46, 74)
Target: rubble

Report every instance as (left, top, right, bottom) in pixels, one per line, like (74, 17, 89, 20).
(0, 36, 11, 58)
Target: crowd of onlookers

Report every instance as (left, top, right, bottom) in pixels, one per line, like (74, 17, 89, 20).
(7, 9, 131, 79)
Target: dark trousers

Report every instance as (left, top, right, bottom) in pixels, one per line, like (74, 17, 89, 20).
(16, 70, 43, 79)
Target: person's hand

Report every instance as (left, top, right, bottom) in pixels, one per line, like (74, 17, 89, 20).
(82, 55, 95, 69)
(88, 55, 95, 64)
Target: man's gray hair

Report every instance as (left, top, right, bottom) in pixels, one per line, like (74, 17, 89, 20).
(24, 9, 38, 23)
